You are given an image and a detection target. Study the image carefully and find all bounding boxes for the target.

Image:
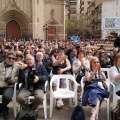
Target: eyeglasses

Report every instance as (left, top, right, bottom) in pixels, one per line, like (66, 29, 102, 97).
(7, 57, 15, 60)
(93, 62, 99, 63)
(101, 52, 105, 54)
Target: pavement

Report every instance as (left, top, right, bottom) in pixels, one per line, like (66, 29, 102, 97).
(0, 99, 111, 120)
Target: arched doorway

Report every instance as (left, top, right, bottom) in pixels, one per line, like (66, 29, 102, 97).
(48, 26, 56, 40)
(6, 20, 20, 39)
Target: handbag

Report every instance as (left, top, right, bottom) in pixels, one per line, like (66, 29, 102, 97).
(15, 109, 38, 120)
(111, 100, 120, 120)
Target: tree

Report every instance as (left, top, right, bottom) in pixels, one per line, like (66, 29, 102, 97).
(66, 14, 89, 38)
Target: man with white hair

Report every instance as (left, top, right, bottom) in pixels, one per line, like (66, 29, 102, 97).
(17, 54, 48, 110)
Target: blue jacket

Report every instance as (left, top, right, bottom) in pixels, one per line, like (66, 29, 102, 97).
(82, 82, 109, 106)
(18, 64, 49, 92)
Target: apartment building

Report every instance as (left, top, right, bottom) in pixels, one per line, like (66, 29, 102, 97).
(65, 0, 80, 19)
(80, 0, 92, 14)
(86, 0, 112, 38)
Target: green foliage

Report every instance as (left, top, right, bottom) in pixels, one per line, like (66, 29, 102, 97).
(66, 14, 89, 38)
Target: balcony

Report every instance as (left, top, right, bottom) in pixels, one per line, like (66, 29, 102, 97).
(95, 19, 101, 24)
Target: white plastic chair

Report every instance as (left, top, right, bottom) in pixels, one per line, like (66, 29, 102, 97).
(18, 81, 48, 119)
(0, 83, 18, 117)
(28, 81, 48, 119)
(110, 82, 120, 110)
(81, 75, 110, 120)
(49, 74, 78, 118)
(101, 68, 111, 120)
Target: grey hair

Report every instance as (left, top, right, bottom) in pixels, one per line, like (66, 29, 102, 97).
(25, 54, 35, 61)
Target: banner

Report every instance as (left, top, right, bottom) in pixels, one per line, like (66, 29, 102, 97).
(104, 17, 120, 29)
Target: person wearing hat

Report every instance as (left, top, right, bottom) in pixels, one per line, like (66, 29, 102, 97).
(0, 52, 21, 118)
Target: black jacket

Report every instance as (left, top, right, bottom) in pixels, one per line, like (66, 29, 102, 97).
(18, 64, 49, 91)
(114, 37, 120, 48)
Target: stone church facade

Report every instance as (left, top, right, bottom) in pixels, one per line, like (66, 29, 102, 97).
(0, 0, 65, 40)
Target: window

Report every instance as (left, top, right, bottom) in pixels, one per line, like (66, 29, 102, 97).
(70, 10, 76, 14)
(87, 1, 91, 5)
(81, 1, 84, 5)
(81, 7, 84, 11)
(92, 2, 95, 6)
(70, 5, 76, 9)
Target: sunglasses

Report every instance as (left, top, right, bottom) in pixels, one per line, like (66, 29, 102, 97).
(93, 62, 99, 63)
(87, 52, 92, 53)
(7, 57, 15, 60)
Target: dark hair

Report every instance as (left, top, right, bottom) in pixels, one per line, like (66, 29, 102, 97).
(77, 50, 85, 57)
(6, 52, 16, 58)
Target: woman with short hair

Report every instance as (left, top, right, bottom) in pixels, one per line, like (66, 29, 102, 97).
(72, 50, 90, 84)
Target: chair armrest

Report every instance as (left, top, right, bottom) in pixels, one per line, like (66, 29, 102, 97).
(45, 81, 48, 92)
(110, 81, 116, 94)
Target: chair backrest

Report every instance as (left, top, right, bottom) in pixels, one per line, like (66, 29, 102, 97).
(50, 74, 78, 92)
(101, 68, 110, 81)
(80, 76, 86, 104)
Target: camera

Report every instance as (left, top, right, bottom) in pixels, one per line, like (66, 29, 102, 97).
(29, 68, 36, 83)
(5, 77, 12, 85)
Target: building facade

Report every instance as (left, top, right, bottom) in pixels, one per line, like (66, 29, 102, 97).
(0, 0, 65, 40)
(65, 0, 80, 19)
(80, 0, 92, 14)
(86, 0, 112, 38)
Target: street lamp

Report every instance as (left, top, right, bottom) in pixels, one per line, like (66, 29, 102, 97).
(43, 24, 50, 40)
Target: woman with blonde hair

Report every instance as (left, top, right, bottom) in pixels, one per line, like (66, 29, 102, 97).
(82, 57, 109, 120)
(86, 49, 93, 61)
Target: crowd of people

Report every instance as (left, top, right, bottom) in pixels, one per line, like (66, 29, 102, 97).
(0, 37, 119, 120)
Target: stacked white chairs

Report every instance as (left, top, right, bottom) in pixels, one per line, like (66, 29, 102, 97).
(49, 74, 78, 118)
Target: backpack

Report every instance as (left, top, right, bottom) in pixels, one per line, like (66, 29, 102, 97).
(71, 105, 85, 120)
(15, 109, 38, 120)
